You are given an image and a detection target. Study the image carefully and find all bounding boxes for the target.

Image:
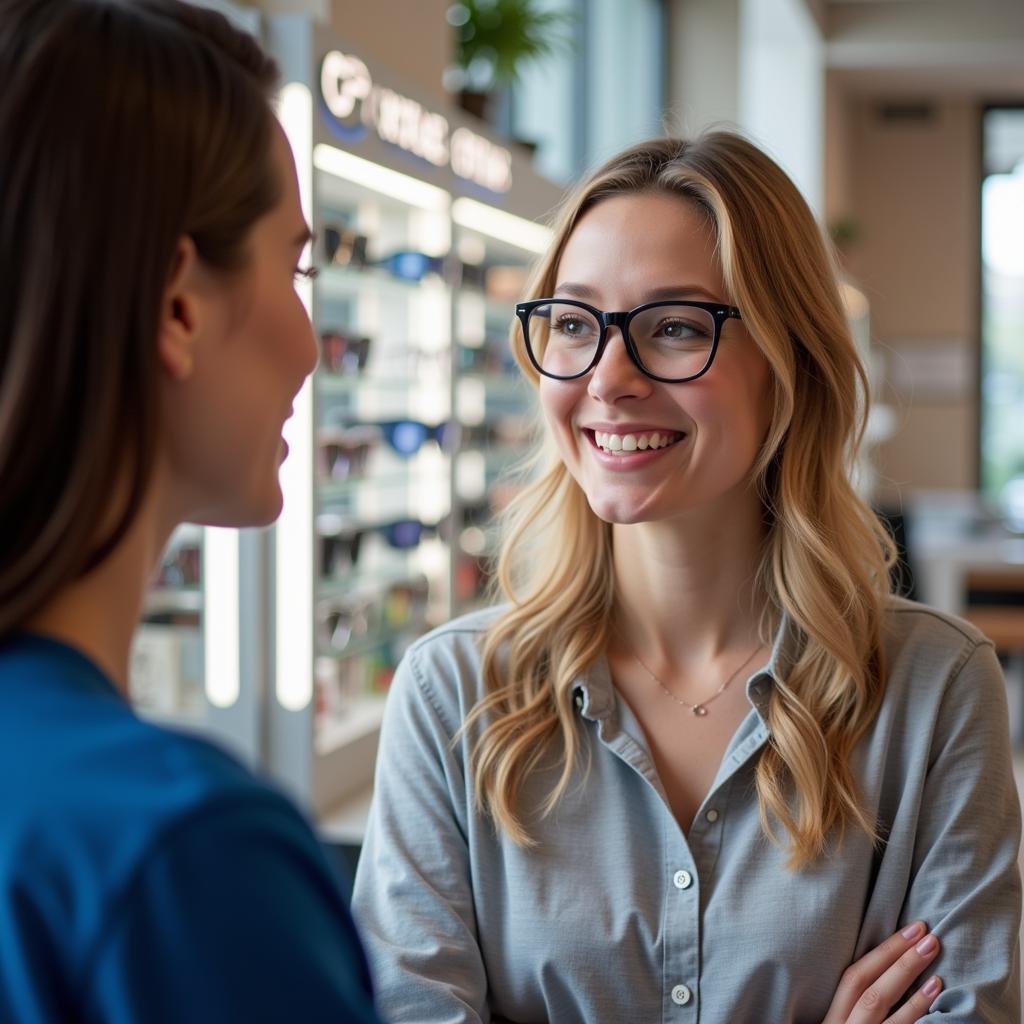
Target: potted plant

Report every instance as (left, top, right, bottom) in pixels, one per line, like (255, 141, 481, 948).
(446, 0, 577, 123)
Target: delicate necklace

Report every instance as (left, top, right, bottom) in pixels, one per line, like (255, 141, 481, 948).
(629, 643, 764, 717)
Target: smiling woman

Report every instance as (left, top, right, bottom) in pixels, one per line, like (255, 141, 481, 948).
(353, 131, 1022, 1024)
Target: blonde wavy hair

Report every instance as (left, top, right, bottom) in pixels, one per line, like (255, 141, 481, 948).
(464, 131, 895, 870)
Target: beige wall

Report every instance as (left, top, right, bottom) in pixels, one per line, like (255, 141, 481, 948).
(249, 0, 452, 104)
(326, 0, 451, 104)
(829, 88, 981, 502)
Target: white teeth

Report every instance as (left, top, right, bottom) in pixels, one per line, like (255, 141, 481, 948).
(592, 430, 682, 454)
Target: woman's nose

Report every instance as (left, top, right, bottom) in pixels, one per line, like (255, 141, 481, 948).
(586, 327, 653, 404)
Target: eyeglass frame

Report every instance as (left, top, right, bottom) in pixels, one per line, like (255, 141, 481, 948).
(515, 297, 743, 384)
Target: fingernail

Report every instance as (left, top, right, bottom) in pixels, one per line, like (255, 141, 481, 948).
(901, 921, 925, 940)
(916, 934, 938, 956)
(922, 975, 942, 997)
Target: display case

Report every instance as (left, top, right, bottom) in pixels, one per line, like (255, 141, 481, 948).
(267, 17, 560, 817)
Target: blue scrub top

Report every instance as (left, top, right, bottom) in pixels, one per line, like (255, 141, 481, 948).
(0, 633, 380, 1023)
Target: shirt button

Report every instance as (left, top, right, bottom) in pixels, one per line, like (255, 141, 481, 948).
(673, 869, 692, 890)
(671, 984, 692, 1006)
(706, 809, 719, 823)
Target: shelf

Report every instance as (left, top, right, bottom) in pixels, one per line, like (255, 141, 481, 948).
(317, 624, 419, 661)
(318, 374, 429, 396)
(317, 471, 430, 503)
(144, 588, 202, 616)
(317, 563, 435, 599)
(317, 265, 448, 299)
(315, 696, 387, 756)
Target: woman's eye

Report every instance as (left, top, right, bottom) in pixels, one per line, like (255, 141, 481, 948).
(556, 317, 586, 335)
(657, 319, 703, 339)
(294, 266, 319, 281)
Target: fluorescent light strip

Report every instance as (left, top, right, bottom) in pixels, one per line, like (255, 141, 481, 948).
(451, 197, 552, 254)
(203, 527, 240, 708)
(276, 83, 315, 712)
(314, 143, 450, 211)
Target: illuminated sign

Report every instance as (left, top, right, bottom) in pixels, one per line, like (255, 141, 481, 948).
(320, 49, 512, 195)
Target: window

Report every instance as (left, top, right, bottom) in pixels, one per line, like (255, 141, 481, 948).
(980, 107, 1024, 522)
(509, 0, 666, 185)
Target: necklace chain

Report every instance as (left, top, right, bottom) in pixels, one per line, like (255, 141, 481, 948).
(629, 643, 764, 717)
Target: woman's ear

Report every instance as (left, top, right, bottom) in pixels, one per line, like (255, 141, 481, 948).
(157, 236, 202, 381)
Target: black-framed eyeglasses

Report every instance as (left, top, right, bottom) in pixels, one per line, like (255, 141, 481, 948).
(515, 298, 743, 383)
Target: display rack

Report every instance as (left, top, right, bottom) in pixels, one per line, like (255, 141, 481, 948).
(267, 16, 560, 816)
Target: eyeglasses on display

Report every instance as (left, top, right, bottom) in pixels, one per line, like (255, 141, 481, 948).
(320, 329, 371, 376)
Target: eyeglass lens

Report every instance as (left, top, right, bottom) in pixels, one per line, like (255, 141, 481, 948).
(526, 302, 716, 380)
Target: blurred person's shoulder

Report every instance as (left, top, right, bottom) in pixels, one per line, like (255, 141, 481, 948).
(0, 631, 308, 951)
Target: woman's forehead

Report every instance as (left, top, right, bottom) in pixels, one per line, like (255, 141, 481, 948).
(556, 194, 724, 298)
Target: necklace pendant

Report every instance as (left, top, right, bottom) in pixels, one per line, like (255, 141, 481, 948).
(692, 704, 708, 717)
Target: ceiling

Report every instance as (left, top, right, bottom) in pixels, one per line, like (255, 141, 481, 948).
(822, 0, 1024, 97)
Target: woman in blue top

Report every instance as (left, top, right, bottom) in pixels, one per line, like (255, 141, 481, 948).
(0, 1, 378, 1021)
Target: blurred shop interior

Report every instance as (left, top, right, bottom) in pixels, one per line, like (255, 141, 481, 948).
(136, 0, 1024, 864)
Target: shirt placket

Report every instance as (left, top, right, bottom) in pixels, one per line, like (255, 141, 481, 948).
(579, 673, 773, 1024)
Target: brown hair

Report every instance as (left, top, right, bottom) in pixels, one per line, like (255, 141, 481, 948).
(0, 0, 280, 636)
(466, 132, 895, 869)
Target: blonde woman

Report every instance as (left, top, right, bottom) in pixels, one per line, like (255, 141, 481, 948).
(352, 133, 1021, 1023)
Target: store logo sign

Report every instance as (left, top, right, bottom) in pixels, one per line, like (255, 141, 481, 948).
(320, 50, 512, 194)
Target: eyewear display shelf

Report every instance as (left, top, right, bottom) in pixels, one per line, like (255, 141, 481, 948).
(305, 164, 541, 816)
(267, 16, 561, 820)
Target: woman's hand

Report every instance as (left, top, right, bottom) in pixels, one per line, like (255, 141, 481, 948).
(821, 921, 943, 1024)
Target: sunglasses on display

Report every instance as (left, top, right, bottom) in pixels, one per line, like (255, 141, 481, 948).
(376, 419, 456, 457)
(320, 329, 371, 376)
(316, 426, 380, 481)
(317, 515, 442, 577)
(321, 226, 448, 284)
(323, 225, 370, 268)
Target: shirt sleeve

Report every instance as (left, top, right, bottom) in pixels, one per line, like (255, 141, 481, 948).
(352, 644, 490, 1024)
(81, 791, 381, 1024)
(902, 640, 1022, 1021)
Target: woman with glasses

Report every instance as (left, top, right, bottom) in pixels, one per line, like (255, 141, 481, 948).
(353, 132, 1021, 1022)
(0, 2, 379, 1020)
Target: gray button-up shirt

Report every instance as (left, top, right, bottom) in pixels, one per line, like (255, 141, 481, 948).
(352, 598, 1022, 1022)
